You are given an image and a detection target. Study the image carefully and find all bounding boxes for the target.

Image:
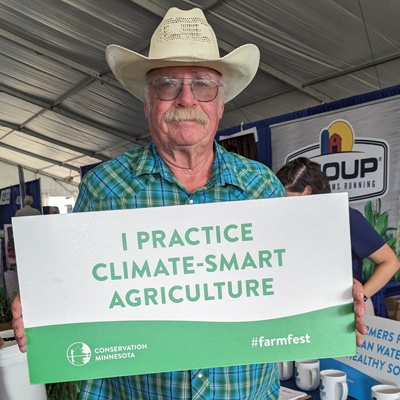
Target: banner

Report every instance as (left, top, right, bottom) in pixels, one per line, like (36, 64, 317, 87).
(271, 95, 400, 287)
(270, 94, 400, 399)
(271, 95, 400, 228)
(321, 315, 400, 399)
(13, 194, 356, 384)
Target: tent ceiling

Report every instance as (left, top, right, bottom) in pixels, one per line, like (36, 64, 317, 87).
(1, 0, 399, 185)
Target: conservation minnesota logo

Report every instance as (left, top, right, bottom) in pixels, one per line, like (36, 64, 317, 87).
(286, 119, 389, 202)
(66, 342, 92, 366)
(66, 341, 147, 367)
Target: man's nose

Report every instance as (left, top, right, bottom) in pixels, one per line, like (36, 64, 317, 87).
(176, 82, 197, 104)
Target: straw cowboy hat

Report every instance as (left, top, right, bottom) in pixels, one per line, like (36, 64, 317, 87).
(106, 7, 260, 103)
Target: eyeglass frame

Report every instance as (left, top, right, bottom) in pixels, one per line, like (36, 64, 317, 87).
(147, 77, 223, 102)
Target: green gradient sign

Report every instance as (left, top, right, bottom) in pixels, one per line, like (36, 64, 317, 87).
(13, 193, 356, 384)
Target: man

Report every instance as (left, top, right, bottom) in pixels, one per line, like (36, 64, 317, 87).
(14, 195, 41, 217)
(12, 7, 366, 399)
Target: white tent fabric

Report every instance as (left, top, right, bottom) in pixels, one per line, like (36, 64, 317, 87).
(0, 160, 78, 199)
(1, 0, 399, 189)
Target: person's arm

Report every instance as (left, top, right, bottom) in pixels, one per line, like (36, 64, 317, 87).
(353, 279, 367, 346)
(11, 294, 27, 353)
(73, 181, 91, 213)
(363, 243, 400, 299)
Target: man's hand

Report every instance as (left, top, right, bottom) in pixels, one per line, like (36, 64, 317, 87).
(11, 293, 27, 353)
(353, 279, 367, 346)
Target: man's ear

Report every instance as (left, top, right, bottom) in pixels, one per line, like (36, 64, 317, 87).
(303, 185, 313, 195)
(218, 102, 224, 120)
(143, 102, 149, 120)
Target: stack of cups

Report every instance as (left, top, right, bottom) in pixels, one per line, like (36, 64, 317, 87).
(294, 361, 349, 399)
(371, 384, 400, 400)
(294, 359, 320, 391)
(319, 369, 348, 400)
(277, 361, 294, 381)
(0, 329, 47, 400)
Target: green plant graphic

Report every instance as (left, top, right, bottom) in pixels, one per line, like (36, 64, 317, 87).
(46, 382, 80, 400)
(362, 199, 400, 282)
(0, 284, 12, 322)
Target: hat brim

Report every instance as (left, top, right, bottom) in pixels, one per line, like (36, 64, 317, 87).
(106, 44, 260, 103)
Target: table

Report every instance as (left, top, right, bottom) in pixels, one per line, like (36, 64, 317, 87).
(280, 376, 356, 399)
(280, 376, 319, 399)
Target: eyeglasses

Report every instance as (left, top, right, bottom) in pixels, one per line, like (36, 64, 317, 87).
(148, 77, 222, 102)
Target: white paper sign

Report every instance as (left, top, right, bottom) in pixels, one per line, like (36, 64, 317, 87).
(12, 194, 356, 384)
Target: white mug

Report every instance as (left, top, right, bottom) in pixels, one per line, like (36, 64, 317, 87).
(371, 384, 400, 400)
(295, 359, 320, 391)
(277, 361, 293, 381)
(319, 369, 348, 400)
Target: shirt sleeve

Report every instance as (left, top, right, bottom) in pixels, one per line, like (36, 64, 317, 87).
(73, 181, 91, 213)
(349, 207, 386, 260)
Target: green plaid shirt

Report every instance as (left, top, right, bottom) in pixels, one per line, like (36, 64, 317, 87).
(75, 141, 284, 399)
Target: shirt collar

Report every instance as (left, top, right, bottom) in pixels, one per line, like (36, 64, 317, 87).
(132, 141, 244, 190)
(211, 142, 244, 188)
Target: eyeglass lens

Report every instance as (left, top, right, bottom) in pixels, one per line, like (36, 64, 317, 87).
(152, 78, 220, 102)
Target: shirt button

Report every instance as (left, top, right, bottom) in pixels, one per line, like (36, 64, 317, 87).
(197, 373, 203, 378)
(188, 199, 194, 204)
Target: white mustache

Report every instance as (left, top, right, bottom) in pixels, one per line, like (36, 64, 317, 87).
(164, 109, 208, 125)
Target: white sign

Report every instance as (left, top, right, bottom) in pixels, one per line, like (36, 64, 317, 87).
(0, 188, 11, 205)
(12, 194, 356, 384)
